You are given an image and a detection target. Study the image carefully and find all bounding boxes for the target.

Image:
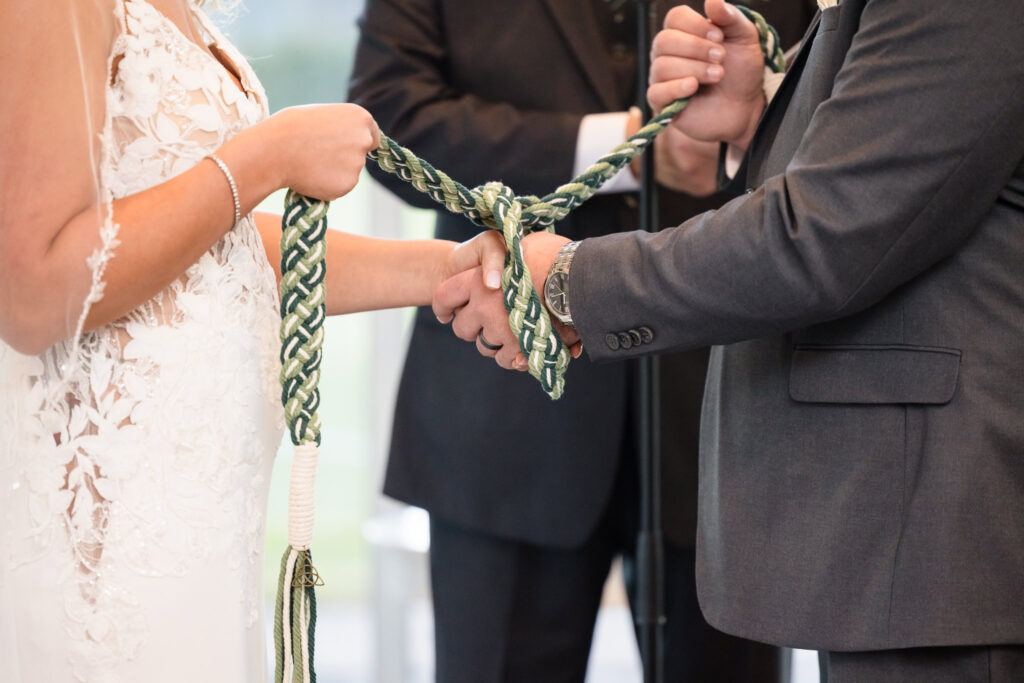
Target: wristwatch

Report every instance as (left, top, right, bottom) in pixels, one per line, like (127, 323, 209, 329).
(543, 240, 580, 327)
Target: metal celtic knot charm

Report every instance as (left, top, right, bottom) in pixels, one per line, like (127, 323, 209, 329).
(292, 560, 324, 588)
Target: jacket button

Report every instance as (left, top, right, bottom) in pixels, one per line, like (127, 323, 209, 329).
(605, 333, 620, 351)
(618, 332, 633, 350)
(638, 326, 654, 344)
(629, 329, 643, 346)
(624, 195, 638, 210)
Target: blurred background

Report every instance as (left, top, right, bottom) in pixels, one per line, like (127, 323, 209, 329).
(211, 2, 820, 681)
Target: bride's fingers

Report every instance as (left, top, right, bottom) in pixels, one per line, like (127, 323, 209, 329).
(433, 268, 475, 323)
(368, 117, 381, 151)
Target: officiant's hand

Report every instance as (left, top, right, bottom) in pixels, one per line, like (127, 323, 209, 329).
(433, 231, 582, 371)
(648, 0, 767, 151)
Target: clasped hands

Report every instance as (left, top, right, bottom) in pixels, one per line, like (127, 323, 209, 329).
(437, 0, 768, 372)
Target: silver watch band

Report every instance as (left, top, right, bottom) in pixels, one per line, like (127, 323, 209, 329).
(547, 240, 580, 325)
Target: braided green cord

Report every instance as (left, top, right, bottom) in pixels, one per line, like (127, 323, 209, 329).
(279, 7, 784, 403)
(367, 98, 686, 399)
(280, 192, 328, 445)
(363, 7, 784, 399)
(275, 193, 328, 683)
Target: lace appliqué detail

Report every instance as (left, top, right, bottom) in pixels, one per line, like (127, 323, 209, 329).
(1, 2, 283, 681)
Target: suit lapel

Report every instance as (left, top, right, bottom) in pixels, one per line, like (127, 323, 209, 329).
(541, 0, 622, 110)
(743, 11, 822, 183)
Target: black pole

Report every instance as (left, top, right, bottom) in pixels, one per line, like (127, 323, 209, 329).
(634, 2, 665, 683)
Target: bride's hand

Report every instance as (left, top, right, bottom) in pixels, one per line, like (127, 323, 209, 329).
(240, 103, 381, 202)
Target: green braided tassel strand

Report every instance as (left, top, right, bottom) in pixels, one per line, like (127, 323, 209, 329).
(274, 546, 321, 683)
(368, 7, 784, 399)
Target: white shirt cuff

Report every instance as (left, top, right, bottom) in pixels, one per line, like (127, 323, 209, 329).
(763, 69, 786, 103)
(574, 112, 640, 195)
(724, 144, 745, 180)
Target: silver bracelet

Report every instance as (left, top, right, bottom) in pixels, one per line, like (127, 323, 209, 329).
(206, 153, 241, 226)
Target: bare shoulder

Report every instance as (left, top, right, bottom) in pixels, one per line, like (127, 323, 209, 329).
(1, 0, 119, 57)
(0, 0, 120, 249)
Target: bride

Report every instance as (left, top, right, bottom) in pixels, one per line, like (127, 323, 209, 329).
(0, 0, 504, 680)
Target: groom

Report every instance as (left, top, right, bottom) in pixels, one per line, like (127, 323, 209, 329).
(436, 0, 1024, 680)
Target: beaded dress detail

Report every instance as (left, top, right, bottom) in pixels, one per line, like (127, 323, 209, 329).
(0, 2, 283, 681)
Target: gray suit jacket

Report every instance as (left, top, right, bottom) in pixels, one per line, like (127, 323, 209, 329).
(571, 0, 1024, 650)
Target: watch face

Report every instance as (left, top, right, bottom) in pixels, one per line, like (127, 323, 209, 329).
(544, 272, 569, 318)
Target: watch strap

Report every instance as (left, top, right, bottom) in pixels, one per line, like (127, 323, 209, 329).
(546, 240, 581, 325)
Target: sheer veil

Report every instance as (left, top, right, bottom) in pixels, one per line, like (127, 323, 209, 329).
(2, 1, 278, 679)
(1, 0, 128, 675)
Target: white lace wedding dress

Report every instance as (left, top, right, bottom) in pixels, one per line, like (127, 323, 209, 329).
(0, 2, 284, 681)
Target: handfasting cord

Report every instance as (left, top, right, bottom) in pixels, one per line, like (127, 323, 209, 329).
(274, 8, 783, 681)
(367, 7, 782, 400)
(274, 193, 327, 683)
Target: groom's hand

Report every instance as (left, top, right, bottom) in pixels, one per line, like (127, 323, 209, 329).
(442, 229, 506, 287)
(433, 230, 582, 371)
(434, 265, 527, 369)
(435, 230, 525, 368)
(648, 0, 767, 150)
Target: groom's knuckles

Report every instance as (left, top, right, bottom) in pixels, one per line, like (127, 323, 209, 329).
(647, 79, 697, 111)
(664, 4, 704, 32)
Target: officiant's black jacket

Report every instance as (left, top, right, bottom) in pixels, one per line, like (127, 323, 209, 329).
(350, 0, 816, 549)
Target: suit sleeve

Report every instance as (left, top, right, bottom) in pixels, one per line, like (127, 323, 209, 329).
(571, 0, 1024, 360)
(348, 0, 582, 219)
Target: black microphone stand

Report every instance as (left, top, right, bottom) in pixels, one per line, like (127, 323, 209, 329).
(633, 2, 665, 683)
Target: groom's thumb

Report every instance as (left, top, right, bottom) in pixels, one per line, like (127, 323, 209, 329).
(449, 231, 506, 289)
(481, 244, 505, 290)
(704, 0, 757, 43)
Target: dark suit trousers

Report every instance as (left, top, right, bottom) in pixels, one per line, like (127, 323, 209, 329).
(429, 446, 781, 683)
(820, 646, 1024, 683)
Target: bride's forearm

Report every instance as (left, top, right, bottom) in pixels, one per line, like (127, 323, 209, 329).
(0, 143, 276, 356)
(36, 131, 281, 349)
(1, 103, 378, 356)
(255, 212, 455, 315)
